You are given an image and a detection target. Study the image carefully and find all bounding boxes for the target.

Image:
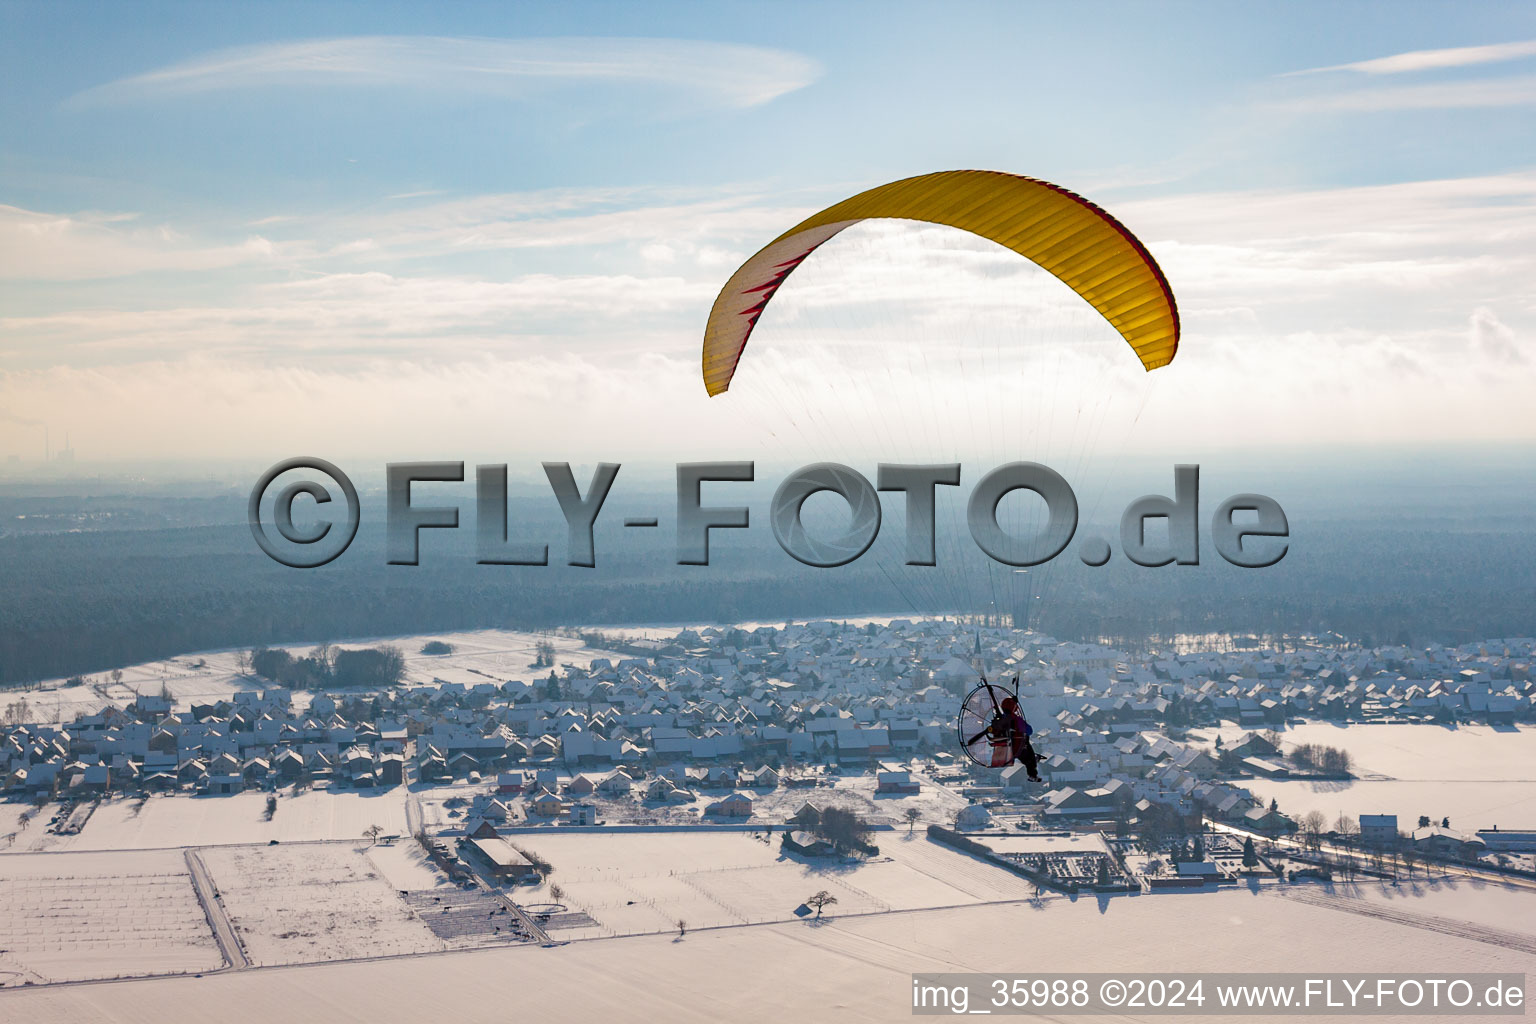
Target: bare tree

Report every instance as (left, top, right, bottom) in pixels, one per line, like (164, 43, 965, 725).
(904, 807, 921, 834)
(676, 918, 686, 938)
(1301, 810, 1327, 852)
(805, 890, 838, 920)
(4, 697, 30, 728)
(1399, 837, 1419, 879)
(363, 823, 383, 845)
(816, 807, 873, 853)
(550, 883, 565, 904)
(1333, 814, 1359, 880)
(1334, 813, 1358, 845)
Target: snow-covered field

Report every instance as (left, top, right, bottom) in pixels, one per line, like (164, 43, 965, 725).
(1195, 721, 1536, 782)
(14, 627, 634, 716)
(395, 628, 633, 685)
(749, 772, 971, 825)
(507, 831, 1043, 940)
(1189, 722, 1536, 831)
(1242, 777, 1536, 835)
(4, 790, 410, 852)
(977, 832, 1110, 857)
(424, 773, 973, 830)
(1274, 874, 1536, 943)
(199, 842, 444, 965)
(0, 800, 46, 846)
(365, 839, 455, 892)
(3, 883, 1531, 1023)
(576, 615, 909, 642)
(0, 849, 222, 986)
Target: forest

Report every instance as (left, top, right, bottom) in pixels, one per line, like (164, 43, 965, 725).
(2, 481, 1535, 686)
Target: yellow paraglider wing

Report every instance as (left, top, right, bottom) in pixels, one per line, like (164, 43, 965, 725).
(701, 169, 1179, 396)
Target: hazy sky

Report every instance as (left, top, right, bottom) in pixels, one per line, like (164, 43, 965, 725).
(1, 1, 1533, 467)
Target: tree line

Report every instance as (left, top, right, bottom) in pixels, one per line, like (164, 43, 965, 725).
(1289, 743, 1353, 774)
(248, 644, 405, 689)
(5, 502, 1536, 686)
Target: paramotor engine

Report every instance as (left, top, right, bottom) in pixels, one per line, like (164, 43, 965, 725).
(957, 676, 1024, 769)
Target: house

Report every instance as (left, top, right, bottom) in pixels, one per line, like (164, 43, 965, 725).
(1241, 806, 1293, 835)
(377, 752, 404, 786)
(705, 792, 753, 818)
(70, 763, 112, 795)
(1040, 787, 1116, 819)
(204, 773, 243, 795)
(1476, 828, 1536, 853)
(1410, 826, 1486, 859)
(1241, 756, 1290, 778)
(955, 803, 992, 828)
(273, 749, 305, 781)
(741, 765, 781, 789)
(1358, 813, 1398, 846)
(787, 802, 823, 826)
(447, 752, 481, 778)
(462, 817, 500, 839)
(875, 770, 919, 795)
(459, 837, 538, 880)
(208, 752, 241, 776)
(239, 756, 268, 784)
(1000, 765, 1039, 792)
(528, 792, 565, 818)
(1228, 731, 1282, 759)
(694, 766, 738, 789)
(595, 771, 632, 798)
(782, 830, 837, 857)
(644, 776, 678, 801)
(469, 797, 512, 823)
(568, 803, 597, 826)
(1175, 861, 1221, 881)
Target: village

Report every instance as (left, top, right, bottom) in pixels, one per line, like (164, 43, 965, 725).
(2, 619, 1536, 988)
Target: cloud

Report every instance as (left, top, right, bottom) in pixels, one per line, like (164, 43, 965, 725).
(0, 353, 749, 461)
(0, 270, 711, 368)
(1470, 307, 1524, 365)
(0, 185, 816, 282)
(1287, 39, 1536, 76)
(0, 204, 286, 280)
(73, 36, 821, 110)
(1272, 74, 1536, 113)
(5, 173, 1536, 458)
(0, 408, 43, 428)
